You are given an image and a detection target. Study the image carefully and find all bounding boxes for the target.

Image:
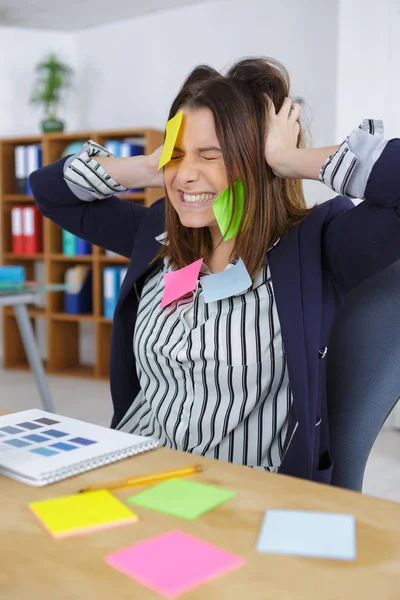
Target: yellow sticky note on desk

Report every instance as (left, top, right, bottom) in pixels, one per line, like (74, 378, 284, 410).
(157, 111, 183, 170)
(29, 490, 138, 538)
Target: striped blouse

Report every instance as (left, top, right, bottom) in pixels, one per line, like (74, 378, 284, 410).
(117, 255, 291, 471)
(63, 118, 386, 471)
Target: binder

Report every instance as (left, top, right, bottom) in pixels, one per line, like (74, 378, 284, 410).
(0, 265, 25, 285)
(76, 238, 92, 255)
(103, 267, 119, 319)
(64, 266, 92, 314)
(14, 146, 27, 194)
(25, 145, 42, 196)
(62, 230, 77, 256)
(119, 267, 128, 288)
(22, 206, 43, 254)
(104, 140, 121, 156)
(11, 207, 24, 254)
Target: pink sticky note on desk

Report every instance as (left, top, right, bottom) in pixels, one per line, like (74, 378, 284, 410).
(105, 529, 244, 598)
(161, 258, 203, 307)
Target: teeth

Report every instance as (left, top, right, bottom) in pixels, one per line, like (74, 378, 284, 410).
(183, 192, 214, 203)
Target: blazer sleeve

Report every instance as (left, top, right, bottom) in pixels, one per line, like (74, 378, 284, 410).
(323, 139, 400, 293)
(29, 156, 149, 259)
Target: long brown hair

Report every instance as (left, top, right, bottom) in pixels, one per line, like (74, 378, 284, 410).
(158, 57, 312, 278)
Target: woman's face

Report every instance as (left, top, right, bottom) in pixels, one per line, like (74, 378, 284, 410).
(163, 107, 229, 230)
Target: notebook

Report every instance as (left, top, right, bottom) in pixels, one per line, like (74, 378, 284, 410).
(0, 409, 158, 486)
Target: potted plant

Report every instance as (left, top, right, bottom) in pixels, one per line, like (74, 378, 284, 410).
(30, 53, 74, 133)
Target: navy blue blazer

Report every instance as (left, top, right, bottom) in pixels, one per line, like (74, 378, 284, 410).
(29, 140, 400, 484)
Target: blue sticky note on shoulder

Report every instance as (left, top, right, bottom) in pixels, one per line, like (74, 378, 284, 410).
(200, 258, 252, 303)
(257, 510, 356, 560)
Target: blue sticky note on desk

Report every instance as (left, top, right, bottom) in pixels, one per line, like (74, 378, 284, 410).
(257, 510, 356, 560)
(200, 258, 252, 303)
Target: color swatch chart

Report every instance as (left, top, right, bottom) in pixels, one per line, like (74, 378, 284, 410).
(0, 415, 97, 458)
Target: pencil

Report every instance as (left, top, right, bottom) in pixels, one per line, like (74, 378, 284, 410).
(78, 464, 203, 493)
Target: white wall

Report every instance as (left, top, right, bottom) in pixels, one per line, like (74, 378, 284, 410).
(74, 0, 338, 204)
(0, 27, 80, 136)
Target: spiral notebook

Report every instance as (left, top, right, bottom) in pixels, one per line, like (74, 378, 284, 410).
(0, 409, 158, 486)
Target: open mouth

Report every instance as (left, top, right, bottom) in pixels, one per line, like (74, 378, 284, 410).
(179, 191, 217, 207)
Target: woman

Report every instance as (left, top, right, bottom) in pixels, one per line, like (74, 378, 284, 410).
(30, 57, 400, 484)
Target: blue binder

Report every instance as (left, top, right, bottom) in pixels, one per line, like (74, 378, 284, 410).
(76, 238, 92, 255)
(64, 269, 92, 314)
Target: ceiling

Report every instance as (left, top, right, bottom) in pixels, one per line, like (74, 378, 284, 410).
(0, 0, 208, 31)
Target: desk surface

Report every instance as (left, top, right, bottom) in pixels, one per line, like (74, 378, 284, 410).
(1, 419, 400, 599)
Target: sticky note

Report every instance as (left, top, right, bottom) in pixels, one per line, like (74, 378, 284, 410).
(257, 510, 357, 560)
(212, 179, 245, 240)
(158, 111, 183, 170)
(161, 258, 203, 308)
(29, 490, 138, 538)
(105, 529, 244, 598)
(127, 478, 235, 520)
(201, 258, 252, 303)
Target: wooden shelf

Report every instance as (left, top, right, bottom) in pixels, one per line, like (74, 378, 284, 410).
(50, 312, 94, 322)
(4, 194, 35, 203)
(4, 306, 46, 318)
(48, 253, 94, 262)
(99, 255, 129, 263)
(98, 317, 113, 324)
(118, 192, 145, 202)
(0, 127, 164, 378)
(3, 252, 44, 261)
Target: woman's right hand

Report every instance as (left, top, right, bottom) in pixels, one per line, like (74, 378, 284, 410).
(95, 145, 165, 190)
(144, 145, 164, 188)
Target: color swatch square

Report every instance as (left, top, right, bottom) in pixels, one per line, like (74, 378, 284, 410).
(35, 417, 59, 425)
(69, 437, 96, 446)
(105, 530, 244, 598)
(29, 490, 138, 538)
(50, 442, 77, 452)
(127, 479, 236, 520)
(23, 434, 50, 443)
(17, 421, 42, 430)
(30, 447, 59, 457)
(256, 510, 357, 560)
(44, 429, 68, 438)
(0, 426, 24, 434)
(4, 438, 31, 448)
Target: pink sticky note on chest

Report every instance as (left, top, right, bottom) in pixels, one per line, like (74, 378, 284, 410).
(161, 258, 203, 307)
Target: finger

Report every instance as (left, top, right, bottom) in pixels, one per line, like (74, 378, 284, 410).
(265, 95, 276, 117)
(288, 102, 301, 122)
(294, 121, 300, 144)
(278, 97, 293, 118)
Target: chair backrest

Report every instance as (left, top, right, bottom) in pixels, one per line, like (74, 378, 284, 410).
(327, 259, 400, 492)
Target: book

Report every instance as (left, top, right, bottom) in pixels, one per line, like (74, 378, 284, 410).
(22, 206, 43, 254)
(62, 230, 77, 255)
(11, 207, 23, 254)
(103, 267, 119, 318)
(14, 146, 27, 194)
(0, 409, 158, 486)
(25, 145, 42, 195)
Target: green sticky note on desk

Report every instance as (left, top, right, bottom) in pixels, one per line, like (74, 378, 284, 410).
(127, 479, 236, 520)
(212, 179, 245, 240)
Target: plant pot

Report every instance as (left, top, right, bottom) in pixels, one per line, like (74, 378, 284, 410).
(40, 118, 65, 133)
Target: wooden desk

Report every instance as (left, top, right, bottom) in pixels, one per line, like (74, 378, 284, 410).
(1, 423, 400, 599)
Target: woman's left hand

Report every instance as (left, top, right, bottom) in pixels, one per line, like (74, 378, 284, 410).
(264, 97, 301, 178)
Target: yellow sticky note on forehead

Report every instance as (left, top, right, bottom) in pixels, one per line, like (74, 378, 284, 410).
(157, 111, 183, 170)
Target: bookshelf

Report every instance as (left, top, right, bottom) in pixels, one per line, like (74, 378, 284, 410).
(0, 128, 164, 379)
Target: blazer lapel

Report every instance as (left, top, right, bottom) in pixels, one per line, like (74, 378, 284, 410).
(268, 227, 310, 446)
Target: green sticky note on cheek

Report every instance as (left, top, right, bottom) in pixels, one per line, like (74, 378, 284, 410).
(212, 179, 245, 240)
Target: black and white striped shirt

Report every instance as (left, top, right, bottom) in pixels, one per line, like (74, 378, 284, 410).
(117, 256, 292, 471)
(63, 118, 386, 470)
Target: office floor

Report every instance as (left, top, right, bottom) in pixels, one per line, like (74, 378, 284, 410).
(0, 368, 399, 503)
